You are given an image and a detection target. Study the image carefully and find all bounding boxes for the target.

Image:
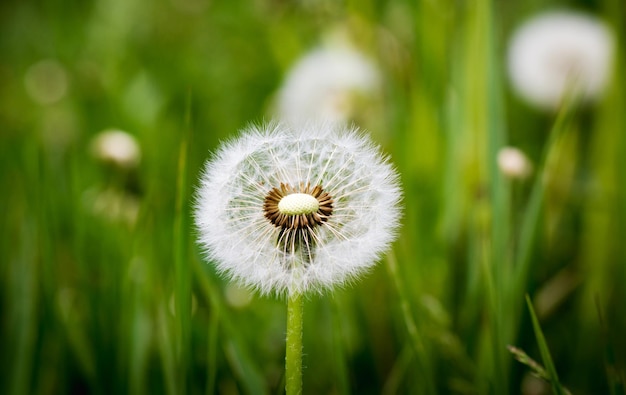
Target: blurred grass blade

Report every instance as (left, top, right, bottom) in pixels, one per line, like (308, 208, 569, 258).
(206, 307, 219, 395)
(10, 220, 39, 395)
(507, 345, 549, 381)
(10, 144, 43, 395)
(331, 298, 350, 395)
(510, 91, 580, 357)
(513, 89, 578, 290)
(174, 90, 193, 391)
(193, 260, 266, 394)
(386, 250, 436, 395)
(484, 1, 511, 392)
(595, 297, 626, 395)
(526, 295, 567, 395)
(224, 339, 266, 395)
(157, 304, 177, 395)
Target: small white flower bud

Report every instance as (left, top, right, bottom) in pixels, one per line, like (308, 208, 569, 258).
(498, 147, 532, 179)
(91, 129, 141, 169)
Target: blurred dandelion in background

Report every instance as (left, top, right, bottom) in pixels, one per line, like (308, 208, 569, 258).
(84, 129, 142, 225)
(194, 121, 402, 296)
(276, 45, 381, 124)
(498, 146, 533, 180)
(24, 59, 69, 105)
(90, 129, 141, 169)
(83, 187, 141, 226)
(507, 11, 615, 110)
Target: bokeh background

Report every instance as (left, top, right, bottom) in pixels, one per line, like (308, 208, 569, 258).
(1, 0, 625, 394)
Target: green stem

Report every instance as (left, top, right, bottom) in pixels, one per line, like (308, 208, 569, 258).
(286, 291, 303, 395)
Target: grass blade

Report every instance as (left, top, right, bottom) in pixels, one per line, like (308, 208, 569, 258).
(386, 250, 436, 394)
(526, 295, 567, 395)
(173, 90, 193, 392)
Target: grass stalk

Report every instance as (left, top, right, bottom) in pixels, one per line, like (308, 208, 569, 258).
(193, 260, 265, 394)
(206, 307, 219, 395)
(386, 250, 436, 394)
(484, 1, 511, 392)
(173, 90, 193, 392)
(513, 96, 576, 286)
(526, 295, 567, 395)
(10, 144, 44, 395)
(331, 297, 350, 395)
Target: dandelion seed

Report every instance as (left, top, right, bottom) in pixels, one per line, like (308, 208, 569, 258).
(277, 46, 380, 123)
(194, 121, 402, 295)
(507, 11, 614, 109)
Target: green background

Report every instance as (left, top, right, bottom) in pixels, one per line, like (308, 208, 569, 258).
(1, 0, 625, 393)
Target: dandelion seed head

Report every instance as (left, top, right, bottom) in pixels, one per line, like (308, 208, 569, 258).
(194, 121, 402, 296)
(91, 129, 141, 169)
(498, 147, 532, 179)
(507, 11, 614, 109)
(277, 46, 380, 123)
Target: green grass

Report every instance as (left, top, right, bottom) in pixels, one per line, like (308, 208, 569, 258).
(2, 0, 626, 394)
(525, 294, 568, 395)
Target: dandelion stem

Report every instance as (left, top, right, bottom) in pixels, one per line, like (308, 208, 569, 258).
(286, 291, 303, 395)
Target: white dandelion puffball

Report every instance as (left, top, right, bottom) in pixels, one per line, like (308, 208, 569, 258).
(91, 129, 141, 168)
(277, 47, 380, 123)
(507, 11, 614, 109)
(497, 147, 533, 179)
(194, 121, 402, 296)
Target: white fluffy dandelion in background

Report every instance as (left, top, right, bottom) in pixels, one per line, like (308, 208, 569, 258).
(194, 121, 402, 296)
(498, 147, 533, 179)
(85, 129, 142, 225)
(24, 59, 69, 105)
(507, 11, 614, 109)
(277, 46, 381, 123)
(91, 129, 141, 169)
